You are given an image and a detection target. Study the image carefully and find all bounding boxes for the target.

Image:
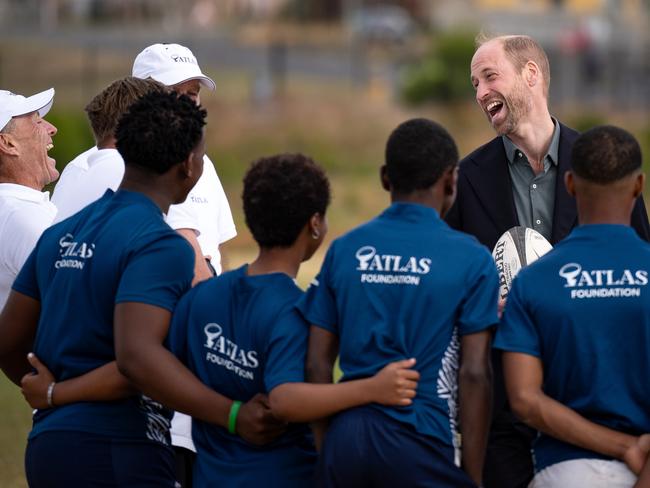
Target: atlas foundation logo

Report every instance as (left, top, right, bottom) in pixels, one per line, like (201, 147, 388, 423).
(171, 55, 197, 65)
(558, 262, 648, 299)
(355, 245, 431, 286)
(203, 323, 259, 380)
(54, 233, 95, 270)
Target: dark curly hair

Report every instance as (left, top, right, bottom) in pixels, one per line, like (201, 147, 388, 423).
(571, 125, 642, 184)
(243, 154, 331, 248)
(385, 118, 458, 194)
(115, 91, 206, 174)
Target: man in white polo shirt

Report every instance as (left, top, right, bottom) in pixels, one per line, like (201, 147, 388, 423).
(51, 44, 236, 487)
(0, 88, 58, 310)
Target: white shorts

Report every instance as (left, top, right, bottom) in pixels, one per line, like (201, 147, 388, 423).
(530, 458, 637, 488)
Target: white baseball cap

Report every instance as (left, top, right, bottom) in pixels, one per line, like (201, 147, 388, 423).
(0, 88, 55, 131)
(132, 43, 216, 91)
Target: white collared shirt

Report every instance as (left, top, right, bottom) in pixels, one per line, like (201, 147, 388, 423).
(0, 183, 57, 309)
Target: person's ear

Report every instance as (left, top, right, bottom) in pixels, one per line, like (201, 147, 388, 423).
(443, 165, 458, 196)
(180, 151, 201, 179)
(309, 213, 323, 240)
(633, 172, 645, 199)
(564, 171, 576, 197)
(0, 132, 19, 157)
(525, 61, 539, 88)
(380, 165, 391, 192)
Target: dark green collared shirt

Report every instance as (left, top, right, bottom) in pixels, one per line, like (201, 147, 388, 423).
(502, 118, 561, 241)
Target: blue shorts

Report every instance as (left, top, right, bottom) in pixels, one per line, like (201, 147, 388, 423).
(317, 406, 477, 488)
(25, 431, 175, 487)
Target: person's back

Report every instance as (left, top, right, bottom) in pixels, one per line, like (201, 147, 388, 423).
(16, 189, 193, 440)
(501, 225, 650, 472)
(170, 266, 316, 487)
(299, 119, 498, 487)
(307, 204, 495, 439)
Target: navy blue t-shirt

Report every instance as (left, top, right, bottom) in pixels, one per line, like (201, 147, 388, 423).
(494, 224, 650, 471)
(297, 203, 499, 453)
(12, 190, 194, 444)
(168, 265, 316, 488)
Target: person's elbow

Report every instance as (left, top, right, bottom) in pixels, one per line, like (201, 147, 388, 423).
(305, 355, 333, 384)
(115, 342, 147, 387)
(268, 384, 294, 423)
(507, 386, 540, 426)
(459, 359, 492, 390)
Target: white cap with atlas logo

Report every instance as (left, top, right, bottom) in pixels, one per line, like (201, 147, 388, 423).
(132, 43, 216, 91)
(0, 88, 55, 132)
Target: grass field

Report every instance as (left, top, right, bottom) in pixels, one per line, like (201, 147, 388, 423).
(0, 375, 31, 488)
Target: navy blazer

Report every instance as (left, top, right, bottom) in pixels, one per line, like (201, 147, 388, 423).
(445, 122, 650, 249)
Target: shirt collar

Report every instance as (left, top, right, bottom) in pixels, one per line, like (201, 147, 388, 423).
(502, 117, 561, 166)
(382, 201, 442, 222)
(87, 147, 121, 169)
(0, 183, 51, 203)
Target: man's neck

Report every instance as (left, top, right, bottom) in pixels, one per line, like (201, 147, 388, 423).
(506, 109, 555, 172)
(0, 170, 42, 191)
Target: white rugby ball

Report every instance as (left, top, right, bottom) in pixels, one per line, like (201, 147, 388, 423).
(492, 226, 553, 300)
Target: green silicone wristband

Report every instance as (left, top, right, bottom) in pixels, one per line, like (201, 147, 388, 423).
(228, 400, 242, 435)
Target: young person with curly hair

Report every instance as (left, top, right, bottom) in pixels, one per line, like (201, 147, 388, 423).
(167, 153, 420, 487)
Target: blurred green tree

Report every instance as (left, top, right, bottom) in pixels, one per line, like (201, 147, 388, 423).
(401, 31, 476, 105)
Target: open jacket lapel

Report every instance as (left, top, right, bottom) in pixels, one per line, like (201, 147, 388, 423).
(551, 124, 579, 244)
(464, 138, 519, 235)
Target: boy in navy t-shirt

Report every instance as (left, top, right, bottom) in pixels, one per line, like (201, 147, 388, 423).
(494, 126, 650, 487)
(168, 154, 420, 487)
(298, 119, 499, 487)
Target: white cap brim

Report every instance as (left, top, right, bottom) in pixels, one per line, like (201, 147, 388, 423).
(152, 72, 216, 91)
(19, 88, 55, 118)
(0, 88, 54, 131)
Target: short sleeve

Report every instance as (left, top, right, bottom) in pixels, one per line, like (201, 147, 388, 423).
(168, 286, 200, 364)
(457, 250, 500, 336)
(296, 245, 339, 334)
(493, 274, 541, 357)
(116, 233, 194, 311)
(264, 307, 309, 392)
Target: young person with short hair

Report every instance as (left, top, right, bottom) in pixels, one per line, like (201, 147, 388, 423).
(168, 153, 419, 487)
(495, 125, 650, 488)
(299, 119, 498, 487)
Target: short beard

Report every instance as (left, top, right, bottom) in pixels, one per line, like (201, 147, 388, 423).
(493, 78, 531, 136)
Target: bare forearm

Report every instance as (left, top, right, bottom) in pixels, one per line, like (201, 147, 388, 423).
(118, 344, 231, 428)
(270, 380, 374, 423)
(53, 362, 136, 405)
(514, 392, 635, 460)
(459, 370, 492, 485)
(305, 327, 338, 450)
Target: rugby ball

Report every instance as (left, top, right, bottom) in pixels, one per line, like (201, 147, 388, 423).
(492, 226, 553, 300)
